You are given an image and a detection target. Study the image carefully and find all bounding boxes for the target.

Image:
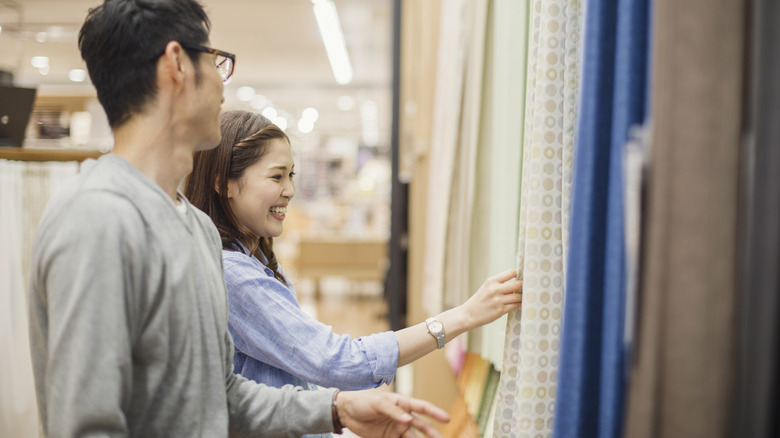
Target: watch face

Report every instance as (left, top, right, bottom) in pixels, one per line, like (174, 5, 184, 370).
(429, 321, 443, 333)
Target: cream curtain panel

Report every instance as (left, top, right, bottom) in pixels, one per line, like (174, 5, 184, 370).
(493, 0, 583, 436)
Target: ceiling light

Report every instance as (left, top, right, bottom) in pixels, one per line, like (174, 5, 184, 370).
(360, 100, 379, 147)
(302, 107, 319, 122)
(31, 56, 49, 68)
(298, 118, 314, 134)
(261, 107, 278, 120)
(250, 95, 269, 110)
(38, 65, 50, 76)
(312, 0, 353, 85)
(237, 86, 255, 102)
(337, 95, 355, 111)
(69, 69, 87, 82)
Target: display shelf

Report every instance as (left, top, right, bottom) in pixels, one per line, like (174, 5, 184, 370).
(0, 147, 103, 162)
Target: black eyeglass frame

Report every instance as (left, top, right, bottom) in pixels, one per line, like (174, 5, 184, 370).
(181, 44, 236, 83)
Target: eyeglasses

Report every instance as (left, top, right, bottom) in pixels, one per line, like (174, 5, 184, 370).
(182, 44, 236, 83)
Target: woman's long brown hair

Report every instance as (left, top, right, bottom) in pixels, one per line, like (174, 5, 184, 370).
(186, 110, 290, 285)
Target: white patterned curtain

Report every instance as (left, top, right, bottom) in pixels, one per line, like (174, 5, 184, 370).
(493, 0, 583, 436)
(0, 159, 80, 438)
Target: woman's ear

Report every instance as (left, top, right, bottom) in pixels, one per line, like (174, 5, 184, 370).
(224, 178, 239, 199)
(213, 176, 219, 193)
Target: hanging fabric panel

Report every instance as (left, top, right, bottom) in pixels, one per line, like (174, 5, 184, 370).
(422, 0, 474, 316)
(552, 0, 650, 436)
(468, 0, 529, 369)
(623, 0, 745, 436)
(0, 159, 79, 438)
(493, 0, 582, 436)
(734, 0, 780, 436)
(444, 0, 489, 312)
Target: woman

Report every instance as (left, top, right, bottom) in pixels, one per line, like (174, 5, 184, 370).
(186, 110, 523, 391)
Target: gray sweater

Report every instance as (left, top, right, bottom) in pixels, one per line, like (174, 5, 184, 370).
(28, 154, 334, 437)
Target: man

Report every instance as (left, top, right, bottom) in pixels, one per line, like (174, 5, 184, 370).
(27, 0, 448, 436)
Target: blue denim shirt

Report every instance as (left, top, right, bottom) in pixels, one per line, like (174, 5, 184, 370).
(222, 247, 399, 392)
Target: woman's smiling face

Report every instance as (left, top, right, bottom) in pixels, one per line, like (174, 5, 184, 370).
(227, 137, 295, 238)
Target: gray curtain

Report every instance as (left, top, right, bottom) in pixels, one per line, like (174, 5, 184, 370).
(734, 0, 780, 436)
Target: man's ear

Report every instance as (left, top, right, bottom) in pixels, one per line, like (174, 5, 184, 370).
(159, 40, 186, 88)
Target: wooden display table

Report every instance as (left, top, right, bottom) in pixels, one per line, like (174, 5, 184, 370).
(295, 236, 388, 296)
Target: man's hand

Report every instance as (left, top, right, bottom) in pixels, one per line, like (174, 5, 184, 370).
(336, 390, 450, 438)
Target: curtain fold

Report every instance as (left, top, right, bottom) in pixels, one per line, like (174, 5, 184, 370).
(493, 0, 582, 436)
(623, 0, 746, 436)
(422, 0, 473, 316)
(445, 0, 489, 313)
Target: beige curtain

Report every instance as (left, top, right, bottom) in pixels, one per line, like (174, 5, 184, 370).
(493, 0, 583, 436)
(422, 0, 475, 316)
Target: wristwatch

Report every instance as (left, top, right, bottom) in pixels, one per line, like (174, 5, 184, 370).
(425, 317, 446, 349)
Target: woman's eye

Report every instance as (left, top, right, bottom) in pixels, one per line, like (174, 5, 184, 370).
(289, 172, 296, 179)
(272, 175, 282, 180)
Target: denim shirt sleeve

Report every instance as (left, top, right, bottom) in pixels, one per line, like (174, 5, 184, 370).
(222, 250, 399, 390)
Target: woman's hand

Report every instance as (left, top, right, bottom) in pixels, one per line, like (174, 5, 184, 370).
(395, 268, 522, 367)
(457, 268, 523, 330)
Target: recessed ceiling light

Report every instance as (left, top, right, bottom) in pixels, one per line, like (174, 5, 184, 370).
(69, 69, 87, 82)
(302, 107, 319, 122)
(236, 86, 255, 102)
(298, 118, 314, 134)
(261, 107, 278, 120)
(31, 56, 49, 68)
(337, 95, 355, 111)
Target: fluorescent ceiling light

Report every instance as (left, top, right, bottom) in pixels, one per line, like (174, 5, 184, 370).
(312, 0, 353, 85)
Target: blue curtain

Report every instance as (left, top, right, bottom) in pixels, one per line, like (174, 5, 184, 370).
(552, 0, 651, 437)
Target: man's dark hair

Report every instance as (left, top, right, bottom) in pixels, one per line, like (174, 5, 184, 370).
(78, 0, 211, 128)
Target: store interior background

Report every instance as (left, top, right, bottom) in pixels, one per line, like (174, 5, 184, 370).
(4, 0, 778, 437)
(0, 0, 396, 260)
(0, 0, 442, 436)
